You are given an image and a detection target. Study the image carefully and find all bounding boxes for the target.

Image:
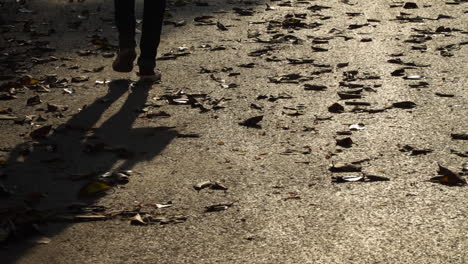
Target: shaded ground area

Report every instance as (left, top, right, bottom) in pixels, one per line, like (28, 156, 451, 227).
(0, 0, 467, 263)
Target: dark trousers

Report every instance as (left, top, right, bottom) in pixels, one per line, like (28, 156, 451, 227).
(114, 0, 166, 69)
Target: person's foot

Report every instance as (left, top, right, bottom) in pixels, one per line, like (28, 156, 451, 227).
(138, 68, 161, 83)
(112, 49, 137, 72)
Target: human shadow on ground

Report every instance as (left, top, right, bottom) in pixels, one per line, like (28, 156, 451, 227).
(0, 80, 177, 263)
(0, 0, 268, 261)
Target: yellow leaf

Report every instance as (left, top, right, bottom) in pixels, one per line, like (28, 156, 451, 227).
(79, 181, 112, 196)
(28, 79, 39, 85)
(22, 78, 39, 85)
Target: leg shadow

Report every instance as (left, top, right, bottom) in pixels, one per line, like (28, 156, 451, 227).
(0, 80, 177, 263)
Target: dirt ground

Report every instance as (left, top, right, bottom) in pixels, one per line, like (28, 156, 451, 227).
(0, 0, 467, 263)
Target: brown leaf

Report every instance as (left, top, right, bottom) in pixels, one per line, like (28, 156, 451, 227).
(431, 165, 467, 185)
(205, 203, 233, 212)
(26, 95, 42, 106)
(194, 181, 228, 191)
(336, 137, 353, 148)
(392, 101, 416, 109)
(30, 125, 52, 140)
(47, 103, 68, 112)
(364, 175, 390, 182)
(328, 103, 344, 113)
(451, 133, 468, 140)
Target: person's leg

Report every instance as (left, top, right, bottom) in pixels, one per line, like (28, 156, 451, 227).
(113, 0, 137, 72)
(114, 0, 136, 49)
(138, 0, 166, 75)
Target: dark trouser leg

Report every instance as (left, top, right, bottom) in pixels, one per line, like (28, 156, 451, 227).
(138, 0, 166, 71)
(114, 0, 136, 49)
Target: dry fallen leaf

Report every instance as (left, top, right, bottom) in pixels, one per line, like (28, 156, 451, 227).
(26, 95, 42, 106)
(430, 165, 467, 186)
(364, 175, 390, 182)
(79, 181, 112, 197)
(328, 103, 344, 113)
(194, 181, 212, 191)
(130, 213, 146, 225)
(205, 203, 233, 212)
(30, 125, 53, 140)
(451, 133, 468, 140)
(28, 236, 51, 245)
(194, 181, 228, 191)
(392, 101, 416, 109)
(336, 137, 353, 148)
(332, 175, 364, 183)
(0, 114, 17, 120)
(155, 203, 173, 209)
